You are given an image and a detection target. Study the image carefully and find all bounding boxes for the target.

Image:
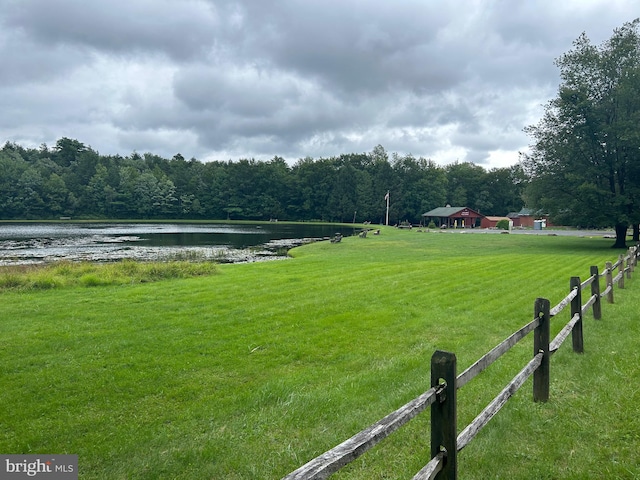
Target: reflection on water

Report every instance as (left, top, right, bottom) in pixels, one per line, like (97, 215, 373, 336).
(0, 223, 356, 265)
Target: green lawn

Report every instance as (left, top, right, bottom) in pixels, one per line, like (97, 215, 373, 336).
(0, 228, 638, 479)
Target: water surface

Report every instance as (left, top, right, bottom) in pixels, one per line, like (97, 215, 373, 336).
(0, 223, 355, 265)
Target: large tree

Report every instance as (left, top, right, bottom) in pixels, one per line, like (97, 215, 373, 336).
(523, 19, 640, 248)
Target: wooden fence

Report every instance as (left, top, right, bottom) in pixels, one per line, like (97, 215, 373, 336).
(282, 244, 640, 480)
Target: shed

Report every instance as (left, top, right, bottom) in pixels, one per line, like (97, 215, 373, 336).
(507, 208, 553, 228)
(481, 216, 510, 229)
(507, 208, 535, 228)
(422, 206, 484, 228)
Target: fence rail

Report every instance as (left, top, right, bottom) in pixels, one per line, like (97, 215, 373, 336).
(282, 244, 639, 480)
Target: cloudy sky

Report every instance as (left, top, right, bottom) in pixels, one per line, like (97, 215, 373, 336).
(1, 1, 637, 169)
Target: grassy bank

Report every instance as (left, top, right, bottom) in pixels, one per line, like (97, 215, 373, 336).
(0, 228, 638, 478)
(0, 260, 219, 290)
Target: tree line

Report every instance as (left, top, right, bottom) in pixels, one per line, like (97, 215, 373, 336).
(0, 140, 526, 224)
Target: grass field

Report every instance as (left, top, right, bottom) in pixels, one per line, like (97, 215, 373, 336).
(0, 228, 639, 479)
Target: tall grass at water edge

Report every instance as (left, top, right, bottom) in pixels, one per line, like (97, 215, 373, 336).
(0, 228, 638, 479)
(0, 260, 218, 290)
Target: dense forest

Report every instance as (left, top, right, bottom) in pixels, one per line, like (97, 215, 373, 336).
(0, 139, 527, 224)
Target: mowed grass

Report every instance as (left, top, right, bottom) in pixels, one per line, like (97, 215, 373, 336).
(0, 228, 639, 479)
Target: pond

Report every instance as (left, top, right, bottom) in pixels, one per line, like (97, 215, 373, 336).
(0, 223, 358, 265)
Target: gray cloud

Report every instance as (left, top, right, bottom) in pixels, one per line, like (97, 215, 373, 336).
(1, 0, 638, 168)
(3, 0, 219, 61)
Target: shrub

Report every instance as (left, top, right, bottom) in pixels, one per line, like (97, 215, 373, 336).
(496, 219, 510, 230)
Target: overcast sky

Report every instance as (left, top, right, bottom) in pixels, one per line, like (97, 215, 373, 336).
(1, 1, 637, 169)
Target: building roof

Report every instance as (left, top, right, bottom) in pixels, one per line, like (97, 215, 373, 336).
(508, 208, 546, 218)
(422, 206, 467, 217)
(422, 206, 483, 217)
(517, 208, 534, 216)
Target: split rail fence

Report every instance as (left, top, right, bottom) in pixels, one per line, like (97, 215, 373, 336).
(283, 244, 640, 480)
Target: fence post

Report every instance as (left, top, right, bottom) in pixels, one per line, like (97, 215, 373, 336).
(570, 277, 583, 353)
(590, 266, 601, 320)
(533, 298, 550, 402)
(627, 248, 633, 278)
(605, 261, 614, 303)
(618, 254, 625, 289)
(431, 350, 457, 480)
